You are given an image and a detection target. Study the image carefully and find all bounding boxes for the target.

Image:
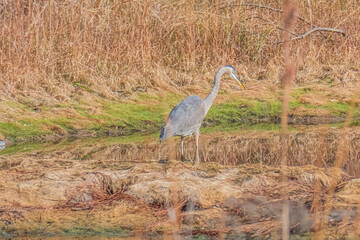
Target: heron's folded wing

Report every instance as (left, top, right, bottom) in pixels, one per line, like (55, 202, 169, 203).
(167, 95, 205, 135)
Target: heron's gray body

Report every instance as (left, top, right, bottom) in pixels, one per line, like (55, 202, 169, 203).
(159, 65, 244, 162)
(159, 95, 205, 140)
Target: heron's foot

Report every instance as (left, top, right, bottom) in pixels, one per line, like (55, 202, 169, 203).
(181, 157, 192, 162)
(158, 158, 169, 164)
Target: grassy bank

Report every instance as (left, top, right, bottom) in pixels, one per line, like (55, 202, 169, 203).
(1, 86, 359, 143)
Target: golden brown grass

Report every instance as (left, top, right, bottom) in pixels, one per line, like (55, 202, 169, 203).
(1, 1, 360, 238)
(0, 0, 359, 103)
(0, 158, 358, 238)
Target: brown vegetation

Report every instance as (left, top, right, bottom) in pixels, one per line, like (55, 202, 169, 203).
(1, 0, 359, 103)
(1, 1, 360, 238)
(1, 126, 360, 238)
(0, 154, 358, 238)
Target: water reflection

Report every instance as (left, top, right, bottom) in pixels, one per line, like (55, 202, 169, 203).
(2, 126, 360, 176)
(0, 140, 5, 151)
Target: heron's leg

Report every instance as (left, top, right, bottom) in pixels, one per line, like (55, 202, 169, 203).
(181, 136, 184, 160)
(194, 131, 200, 164)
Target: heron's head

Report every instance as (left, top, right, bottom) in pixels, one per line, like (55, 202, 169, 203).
(225, 65, 245, 90)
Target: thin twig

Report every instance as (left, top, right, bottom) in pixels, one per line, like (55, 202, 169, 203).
(225, 3, 329, 38)
(292, 27, 345, 39)
(222, 3, 284, 13)
(227, 3, 313, 27)
(275, 27, 346, 44)
(250, 16, 297, 36)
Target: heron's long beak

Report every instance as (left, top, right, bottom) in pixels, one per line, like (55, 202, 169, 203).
(231, 72, 245, 90)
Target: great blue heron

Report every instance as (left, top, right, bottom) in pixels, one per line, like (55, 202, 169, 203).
(159, 65, 245, 163)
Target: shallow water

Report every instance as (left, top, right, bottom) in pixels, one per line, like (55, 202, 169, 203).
(2, 124, 360, 176)
(0, 140, 5, 151)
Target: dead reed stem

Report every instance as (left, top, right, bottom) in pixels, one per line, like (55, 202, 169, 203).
(167, 184, 182, 240)
(320, 89, 359, 236)
(311, 127, 328, 239)
(281, 0, 297, 239)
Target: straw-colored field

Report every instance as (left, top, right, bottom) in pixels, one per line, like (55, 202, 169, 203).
(1, 0, 359, 102)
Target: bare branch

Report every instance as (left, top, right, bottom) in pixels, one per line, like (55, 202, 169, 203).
(292, 27, 345, 39)
(222, 3, 284, 13)
(224, 3, 329, 38)
(227, 3, 309, 26)
(275, 27, 346, 44)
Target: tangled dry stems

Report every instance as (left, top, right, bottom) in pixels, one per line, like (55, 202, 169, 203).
(0, 0, 358, 103)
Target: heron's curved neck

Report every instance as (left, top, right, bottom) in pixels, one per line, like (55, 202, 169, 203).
(203, 67, 227, 115)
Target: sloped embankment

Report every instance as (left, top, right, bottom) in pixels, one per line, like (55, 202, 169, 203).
(0, 157, 359, 238)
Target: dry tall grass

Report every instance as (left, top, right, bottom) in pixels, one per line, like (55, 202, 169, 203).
(1, 0, 359, 103)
